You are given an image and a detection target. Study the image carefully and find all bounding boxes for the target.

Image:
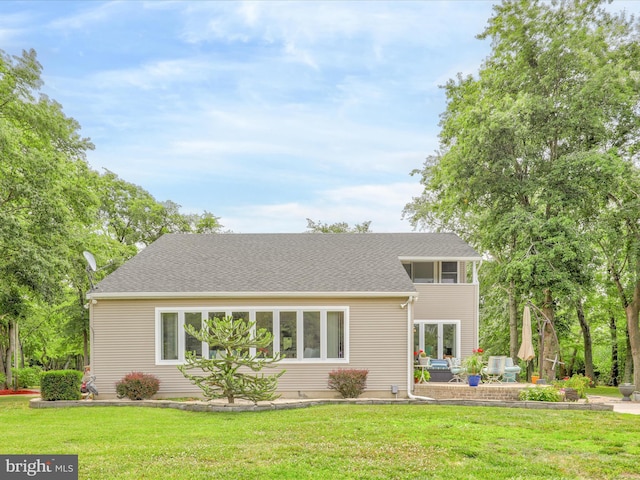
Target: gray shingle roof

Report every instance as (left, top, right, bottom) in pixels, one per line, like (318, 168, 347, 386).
(90, 233, 480, 297)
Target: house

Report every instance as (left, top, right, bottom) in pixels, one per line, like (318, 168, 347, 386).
(87, 233, 481, 398)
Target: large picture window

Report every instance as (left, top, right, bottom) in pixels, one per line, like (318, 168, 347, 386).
(156, 307, 349, 364)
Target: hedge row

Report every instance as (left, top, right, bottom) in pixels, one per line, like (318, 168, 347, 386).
(40, 370, 83, 401)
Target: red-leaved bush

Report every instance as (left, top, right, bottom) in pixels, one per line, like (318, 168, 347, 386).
(328, 369, 369, 398)
(115, 372, 160, 400)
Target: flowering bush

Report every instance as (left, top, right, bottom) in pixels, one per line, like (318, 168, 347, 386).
(463, 348, 484, 375)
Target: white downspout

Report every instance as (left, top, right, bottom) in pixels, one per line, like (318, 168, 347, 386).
(406, 295, 434, 401)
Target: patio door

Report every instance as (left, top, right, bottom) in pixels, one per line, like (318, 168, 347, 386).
(414, 321, 460, 359)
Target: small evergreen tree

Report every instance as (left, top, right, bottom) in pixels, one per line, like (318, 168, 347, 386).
(178, 316, 285, 404)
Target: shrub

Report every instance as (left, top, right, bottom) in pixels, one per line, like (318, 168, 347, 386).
(555, 374, 591, 399)
(328, 369, 369, 398)
(0, 372, 6, 388)
(11, 366, 42, 388)
(518, 386, 561, 402)
(40, 370, 83, 401)
(116, 372, 160, 400)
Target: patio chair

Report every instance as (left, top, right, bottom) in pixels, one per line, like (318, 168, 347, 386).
(482, 356, 506, 383)
(503, 357, 521, 383)
(447, 357, 466, 383)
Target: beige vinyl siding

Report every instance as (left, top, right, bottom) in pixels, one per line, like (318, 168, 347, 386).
(90, 296, 409, 398)
(459, 261, 467, 283)
(412, 284, 478, 358)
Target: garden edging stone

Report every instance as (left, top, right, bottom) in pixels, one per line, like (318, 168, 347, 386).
(28, 397, 615, 413)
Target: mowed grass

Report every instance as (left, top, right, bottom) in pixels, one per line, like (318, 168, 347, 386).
(587, 385, 626, 398)
(1, 397, 639, 479)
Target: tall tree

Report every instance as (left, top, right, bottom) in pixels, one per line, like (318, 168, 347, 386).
(596, 165, 640, 386)
(405, 0, 640, 380)
(0, 49, 96, 388)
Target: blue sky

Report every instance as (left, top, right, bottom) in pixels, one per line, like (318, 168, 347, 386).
(3, 1, 638, 233)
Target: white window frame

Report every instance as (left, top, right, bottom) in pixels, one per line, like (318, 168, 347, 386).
(413, 320, 461, 359)
(402, 261, 460, 284)
(155, 307, 349, 365)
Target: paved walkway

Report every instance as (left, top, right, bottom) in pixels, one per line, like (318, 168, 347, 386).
(587, 395, 640, 415)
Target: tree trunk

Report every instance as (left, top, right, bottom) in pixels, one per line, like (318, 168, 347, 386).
(566, 347, 577, 377)
(541, 290, 558, 381)
(0, 342, 6, 389)
(508, 281, 519, 361)
(610, 316, 619, 386)
(576, 299, 594, 382)
(610, 263, 639, 387)
(6, 320, 15, 390)
(625, 314, 635, 384)
(623, 275, 640, 387)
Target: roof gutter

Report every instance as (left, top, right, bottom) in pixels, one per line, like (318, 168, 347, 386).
(405, 295, 434, 401)
(86, 290, 418, 300)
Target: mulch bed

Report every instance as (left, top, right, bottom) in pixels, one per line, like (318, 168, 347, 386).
(0, 389, 39, 395)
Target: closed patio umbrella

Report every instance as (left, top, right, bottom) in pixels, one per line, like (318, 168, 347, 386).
(517, 305, 535, 362)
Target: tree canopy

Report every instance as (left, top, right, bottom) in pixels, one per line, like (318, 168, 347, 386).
(0, 48, 223, 388)
(405, 0, 640, 384)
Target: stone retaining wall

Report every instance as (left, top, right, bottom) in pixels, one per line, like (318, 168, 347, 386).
(415, 382, 526, 401)
(29, 396, 613, 413)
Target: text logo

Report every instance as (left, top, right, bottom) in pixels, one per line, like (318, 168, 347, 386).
(1, 455, 78, 480)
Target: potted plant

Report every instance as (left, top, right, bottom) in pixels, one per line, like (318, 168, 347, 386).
(531, 372, 540, 384)
(418, 350, 429, 366)
(463, 349, 484, 387)
(414, 368, 430, 384)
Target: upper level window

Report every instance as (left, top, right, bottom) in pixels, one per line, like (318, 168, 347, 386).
(402, 261, 460, 284)
(413, 262, 435, 283)
(441, 262, 458, 283)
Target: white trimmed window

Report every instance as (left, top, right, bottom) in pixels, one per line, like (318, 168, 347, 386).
(402, 261, 460, 284)
(413, 320, 461, 359)
(156, 307, 349, 364)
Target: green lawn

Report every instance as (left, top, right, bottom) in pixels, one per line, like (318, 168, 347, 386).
(1, 396, 639, 479)
(587, 385, 624, 398)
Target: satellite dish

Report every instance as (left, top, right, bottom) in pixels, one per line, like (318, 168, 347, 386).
(83, 251, 97, 272)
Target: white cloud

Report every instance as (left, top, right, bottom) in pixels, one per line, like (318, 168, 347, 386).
(177, 1, 495, 69)
(49, 1, 127, 30)
(88, 57, 219, 90)
(15, 0, 498, 236)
